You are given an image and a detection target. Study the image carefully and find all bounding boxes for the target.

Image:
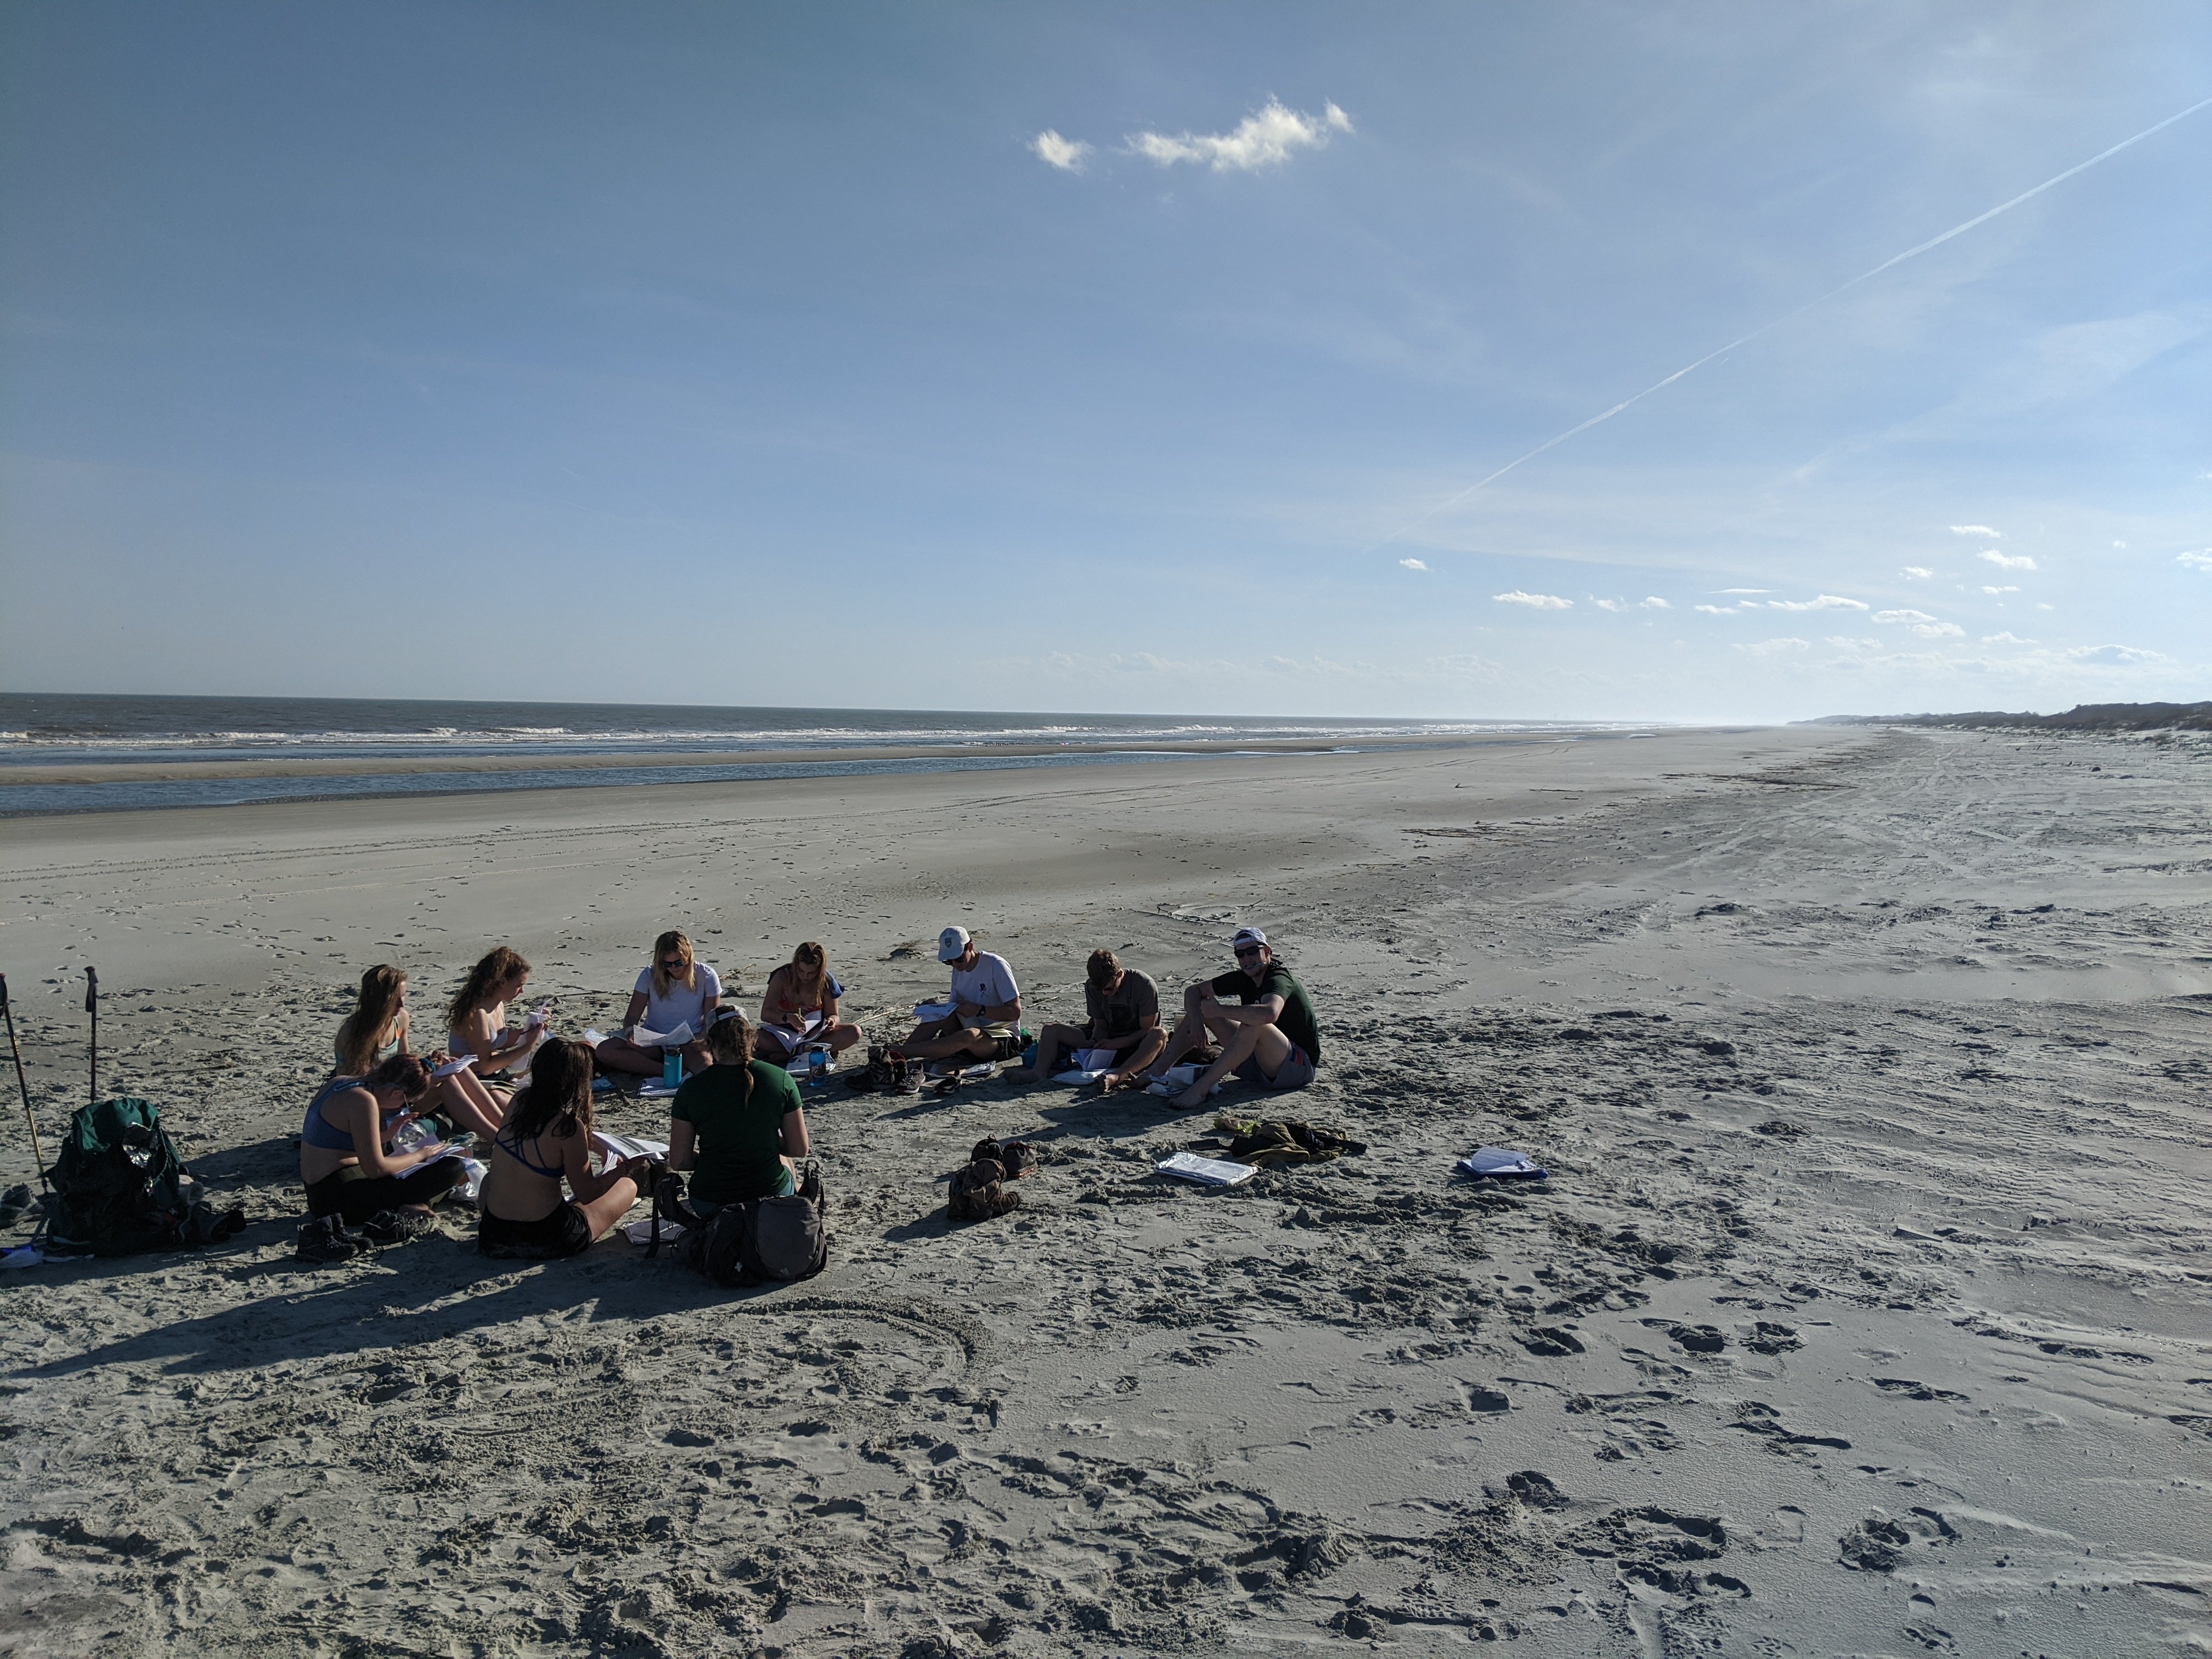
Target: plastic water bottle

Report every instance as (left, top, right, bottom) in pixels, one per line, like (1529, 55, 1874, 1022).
(809, 1047, 828, 1088)
(663, 1049, 683, 1090)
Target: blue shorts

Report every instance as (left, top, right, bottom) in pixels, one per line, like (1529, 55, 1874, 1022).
(1233, 1043, 1316, 1091)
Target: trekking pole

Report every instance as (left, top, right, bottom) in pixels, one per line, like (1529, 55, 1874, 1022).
(0, 975, 50, 1190)
(84, 966, 99, 1105)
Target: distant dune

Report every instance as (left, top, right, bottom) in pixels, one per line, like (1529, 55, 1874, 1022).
(1804, 700, 2212, 732)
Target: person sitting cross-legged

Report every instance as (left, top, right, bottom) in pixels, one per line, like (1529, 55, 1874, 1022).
(754, 941, 864, 1068)
(477, 1039, 651, 1260)
(1013, 948, 1165, 1086)
(893, 927, 1023, 1066)
(1146, 927, 1323, 1111)
(594, 930, 721, 1078)
(669, 1008, 810, 1211)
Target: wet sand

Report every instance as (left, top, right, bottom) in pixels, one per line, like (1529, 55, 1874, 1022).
(1, 723, 2207, 1656)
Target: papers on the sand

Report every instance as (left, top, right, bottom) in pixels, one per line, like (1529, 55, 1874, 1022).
(629, 1021, 693, 1049)
(581, 1028, 607, 1047)
(637, 1081, 681, 1099)
(1053, 1069, 1110, 1085)
(622, 1216, 687, 1247)
(0, 1244, 43, 1270)
(430, 1054, 477, 1079)
(1455, 1146, 1549, 1180)
(1155, 1152, 1257, 1187)
(912, 1000, 957, 1021)
(1074, 1047, 1118, 1071)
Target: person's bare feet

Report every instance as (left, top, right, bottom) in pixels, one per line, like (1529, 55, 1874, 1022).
(1172, 1082, 1212, 1111)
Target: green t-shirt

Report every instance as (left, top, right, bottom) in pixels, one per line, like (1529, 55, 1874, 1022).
(670, 1059, 803, 1205)
(1209, 961, 1322, 1063)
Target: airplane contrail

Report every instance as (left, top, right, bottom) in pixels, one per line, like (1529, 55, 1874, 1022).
(1375, 92, 2212, 554)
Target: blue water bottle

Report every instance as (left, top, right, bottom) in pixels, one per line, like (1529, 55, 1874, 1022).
(662, 1048, 683, 1090)
(809, 1047, 828, 1088)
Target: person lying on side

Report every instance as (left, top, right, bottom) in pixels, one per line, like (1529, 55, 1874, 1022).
(331, 963, 507, 1140)
(477, 1039, 652, 1260)
(445, 946, 541, 1082)
(669, 1009, 810, 1210)
(1146, 927, 1323, 1111)
(754, 940, 864, 1067)
(1012, 948, 1165, 1087)
(299, 1054, 467, 1229)
(893, 927, 1024, 1065)
(594, 929, 721, 1077)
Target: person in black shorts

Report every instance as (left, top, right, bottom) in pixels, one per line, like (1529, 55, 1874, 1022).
(477, 1039, 652, 1260)
(298, 1054, 468, 1228)
(1146, 927, 1322, 1111)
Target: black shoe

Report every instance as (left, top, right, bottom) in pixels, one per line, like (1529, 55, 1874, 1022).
(296, 1215, 363, 1262)
(362, 1209, 436, 1246)
(211, 1205, 247, 1243)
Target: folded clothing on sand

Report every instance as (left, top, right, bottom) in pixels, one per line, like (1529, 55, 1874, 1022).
(1220, 1120, 1365, 1166)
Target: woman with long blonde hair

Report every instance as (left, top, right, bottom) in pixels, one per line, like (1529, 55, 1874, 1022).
(331, 964, 506, 1138)
(592, 929, 721, 1077)
(755, 941, 862, 1066)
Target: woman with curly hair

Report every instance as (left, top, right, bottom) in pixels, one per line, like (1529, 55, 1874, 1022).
(594, 929, 720, 1077)
(477, 1039, 652, 1260)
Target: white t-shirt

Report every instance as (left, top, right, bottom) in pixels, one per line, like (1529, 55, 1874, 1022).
(633, 963, 723, 1037)
(949, 951, 1019, 1014)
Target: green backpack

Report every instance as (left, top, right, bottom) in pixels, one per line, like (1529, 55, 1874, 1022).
(46, 1097, 216, 1256)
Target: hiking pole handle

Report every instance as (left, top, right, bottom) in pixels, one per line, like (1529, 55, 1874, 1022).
(0, 975, 50, 1189)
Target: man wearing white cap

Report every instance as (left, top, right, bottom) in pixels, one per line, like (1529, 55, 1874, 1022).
(1145, 926, 1321, 1110)
(894, 927, 1025, 1064)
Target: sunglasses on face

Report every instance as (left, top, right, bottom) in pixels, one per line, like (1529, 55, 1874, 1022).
(1235, 946, 1262, 961)
(660, 957, 686, 968)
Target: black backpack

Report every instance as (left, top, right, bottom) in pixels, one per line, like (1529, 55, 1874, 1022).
(46, 1097, 230, 1256)
(659, 1163, 829, 1288)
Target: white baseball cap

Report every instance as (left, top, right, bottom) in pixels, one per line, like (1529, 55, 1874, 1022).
(937, 926, 972, 962)
(1230, 926, 1268, 951)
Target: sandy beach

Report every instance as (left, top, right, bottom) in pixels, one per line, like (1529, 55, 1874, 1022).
(1, 722, 2208, 1657)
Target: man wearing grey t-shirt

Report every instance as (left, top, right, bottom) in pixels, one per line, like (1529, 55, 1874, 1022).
(1013, 949, 1165, 1086)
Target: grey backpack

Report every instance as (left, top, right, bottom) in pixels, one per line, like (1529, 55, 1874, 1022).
(694, 1161, 828, 1288)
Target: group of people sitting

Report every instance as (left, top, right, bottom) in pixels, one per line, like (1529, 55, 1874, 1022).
(298, 921, 1321, 1262)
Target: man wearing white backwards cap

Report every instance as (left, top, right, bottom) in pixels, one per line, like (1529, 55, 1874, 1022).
(1145, 926, 1321, 1110)
(894, 926, 1024, 1065)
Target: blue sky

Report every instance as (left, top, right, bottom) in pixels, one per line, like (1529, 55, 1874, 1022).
(2, 2, 2206, 720)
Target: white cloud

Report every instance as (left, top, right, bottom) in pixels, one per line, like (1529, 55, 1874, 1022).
(1639, 596, 1670, 610)
(1980, 549, 2038, 571)
(1737, 637, 1810, 656)
(1873, 608, 1937, 624)
(2177, 550, 2212, 570)
(1493, 590, 1572, 610)
(1713, 588, 1769, 595)
(1950, 524, 2002, 538)
(2112, 540, 2128, 549)
(1593, 597, 1626, 612)
(1981, 632, 2036, 644)
(1900, 566, 1934, 579)
(1398, 557, 1429, 571)
(1826, 636, 1882, 649)
(2069, 644, 2166, 666)
(2036, 602, 2056, 611)
(1129, 99, 1352, 172)
(1762, 594, 1869, 612)
(1980, 585, 2021, 594)
(1694, 603, 1740, 616)
(1909, 621, 1966, 637)
(1031, 130, 1092, 171)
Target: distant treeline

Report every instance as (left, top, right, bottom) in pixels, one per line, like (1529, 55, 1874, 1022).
(1804, 702, 2212, 732)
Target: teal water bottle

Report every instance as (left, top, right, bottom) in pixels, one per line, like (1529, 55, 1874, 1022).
(809, 1047, 828, 1087)
(662, 1049, 682, 1089)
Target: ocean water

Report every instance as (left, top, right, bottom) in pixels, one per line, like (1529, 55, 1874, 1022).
(0, 693, 1616, 816)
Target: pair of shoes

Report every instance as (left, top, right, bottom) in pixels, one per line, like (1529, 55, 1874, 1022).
(362, 1209, 438, 1246)
(296, 1214, 363, 1263)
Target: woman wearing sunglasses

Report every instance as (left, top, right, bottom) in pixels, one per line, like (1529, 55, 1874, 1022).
(593, 929, 723, 1077)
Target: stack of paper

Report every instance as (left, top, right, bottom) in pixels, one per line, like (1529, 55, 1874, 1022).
(1155, 1152, 1257, 1187)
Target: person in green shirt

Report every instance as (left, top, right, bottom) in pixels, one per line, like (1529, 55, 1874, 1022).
(669, 1008, 810, 1207)
(1146, 927, 1322, 1111)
